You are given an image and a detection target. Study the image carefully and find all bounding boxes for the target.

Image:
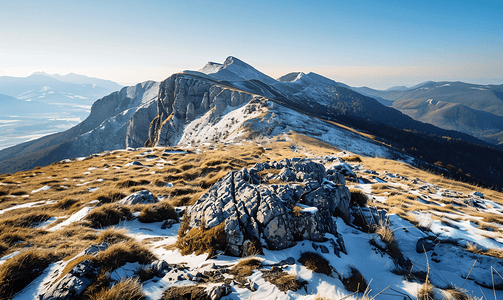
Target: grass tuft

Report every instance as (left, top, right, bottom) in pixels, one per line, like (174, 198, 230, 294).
(138, 201, 178, 223)
(89, 277, 146, 300)
(161, 285, 210, 300)
(417, 279, 435, 300)
(262, 270, 307, 292)
(0, 248, 57, 299)
(85, 203, 131, 228)
(350, 188, 368, 207)
(298, 251, 332, 276)
(175, 222, 226, 257)
(341, 155, 362, 163)
(341, 266, 367, 293)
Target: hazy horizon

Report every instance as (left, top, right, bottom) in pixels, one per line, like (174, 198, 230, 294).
(1, 0, 501, 90)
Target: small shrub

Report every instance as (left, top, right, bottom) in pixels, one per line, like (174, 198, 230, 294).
(243, 238, 263, 256)
(342, 266, 367, 293)
(176, 222, 226, 256)
(230, 258, 262, 278)
(85, 203, 131, 228)
(2, 211, 52, 228)
(291, 205, 303, 217)
(341, 155, 362, 163)
(115, 179, 150, 189)
(375, 222, 399, 254)
(0, 241, 8, 257)
(95, 240, 156, 271)
(0, 249, 56, 299)
(161, 285, 210, 300)
(52, 197, 80, 210)
(89, 277, 146, 300)
(95, 191, 127, 203)
(262, 270, 307, 292)
(95, 227, 131, 244)
(178, 215, 191, 237)
(417, 279, 434, 300)
(350, 188, 368, 207)
(298, 252, 332, 276)
(138, 201, 178, 223)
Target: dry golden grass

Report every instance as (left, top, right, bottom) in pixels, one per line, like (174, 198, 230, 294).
(84, 203, 131, 228)
(161, 285, 210, 300)
(350, 188, 368, 207)
(0, 248, 57, 299)
(444, 286, 475, 300)
(341, 266, 367, 293)
(360, 156, 503, 204)
(89, 277, 145, 300)
(262, 270, 307, 292)
(465, 242, 503, 259)
(175, 222, 227, 257)
(341, 155, 363, 163)
(298, 251, 332, 276)
(291, 205, 303, 217)
(417, 279, 435, 300)
(138, 201, 178, 223)
(230, 257, 262, 279)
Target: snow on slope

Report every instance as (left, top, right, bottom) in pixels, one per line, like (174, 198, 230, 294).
(67, 81, 159, 156)
(178, 98, 396, 160)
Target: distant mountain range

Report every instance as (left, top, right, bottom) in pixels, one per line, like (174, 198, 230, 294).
(352, 81, 503, 145)
(0, 72, 123, 150)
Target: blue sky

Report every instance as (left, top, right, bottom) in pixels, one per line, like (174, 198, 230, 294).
(0, 0, 501, 89)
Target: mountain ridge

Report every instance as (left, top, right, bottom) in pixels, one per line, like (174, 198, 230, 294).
(0, 56, 501, 189)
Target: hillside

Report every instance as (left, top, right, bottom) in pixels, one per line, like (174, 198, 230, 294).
(0, 135, 502, 299)
(392, 98, 503, 145)
(352, 81, 503, 145)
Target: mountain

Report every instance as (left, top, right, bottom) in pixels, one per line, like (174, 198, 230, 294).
(32, 71, 123, 91)
(0, 74, 117, 106)
(0, 93, 61, 115)
(0, 81, 158, 173)
(0, 57, 501, 189)
(352, 81, 503, 145)
(0, 73, 124, 151)
(392, 98, 503, 145)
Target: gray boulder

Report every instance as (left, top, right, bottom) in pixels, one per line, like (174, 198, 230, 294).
(187, 158, 350, 256)
(39, 260, 98, 300)
(118, 189, 156, 205)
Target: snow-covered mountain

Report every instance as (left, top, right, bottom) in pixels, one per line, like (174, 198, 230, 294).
(0, 73, 123, 150)
(0, 57, 502, 190)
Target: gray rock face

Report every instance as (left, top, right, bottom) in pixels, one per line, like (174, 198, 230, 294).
(39, 242, 112, 300)
(118, 189, 156, 205)
(148, 74, 252, 147)
(40, 260, 98, 300)
(69, 81, 159, 157)
(187, 158, 350, 256)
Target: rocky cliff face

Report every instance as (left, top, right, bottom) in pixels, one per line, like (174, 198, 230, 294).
(68, 81, 159, 157)
(147, 74, 253, 147)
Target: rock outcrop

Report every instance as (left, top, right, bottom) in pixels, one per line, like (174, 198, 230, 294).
(148, 74, 252, 147)
(186, 158, 351, 256)
(118, 189, 157, 205)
